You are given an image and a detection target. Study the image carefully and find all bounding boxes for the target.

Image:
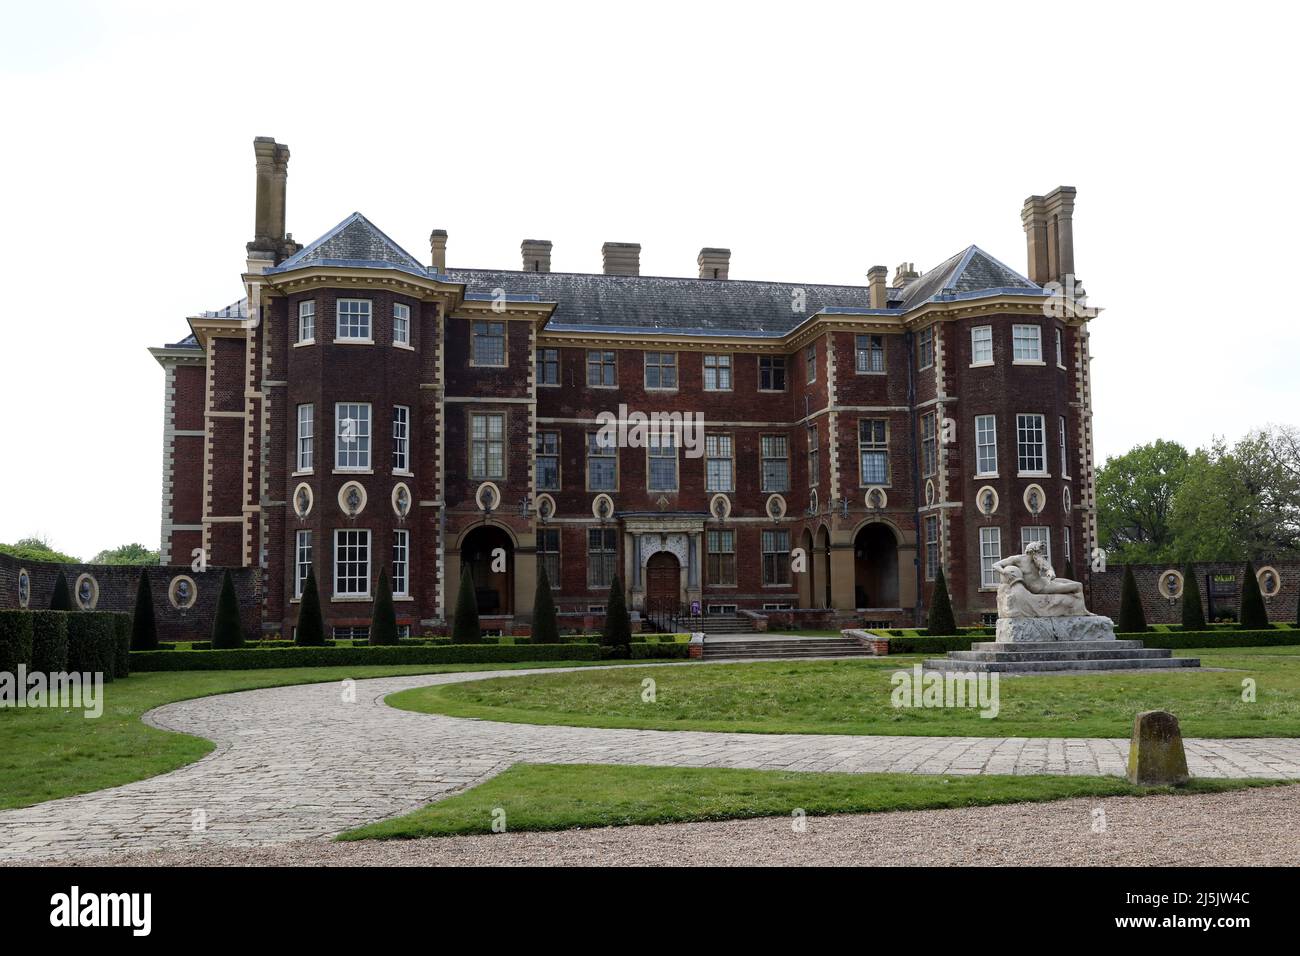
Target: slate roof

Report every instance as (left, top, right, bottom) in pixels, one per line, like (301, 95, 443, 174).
(268, 212, 426, 278)
(164, 216, 1047, 346)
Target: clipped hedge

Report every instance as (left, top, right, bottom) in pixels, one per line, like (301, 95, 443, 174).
(130, 642, 604, 672)
(886, 635, 979, 654)
(0, 610, 34, 674)
(883, 627, 1300, 655)
(66, 612, 122, 681)
(112, 614, 131, 678)
(630, 642, 690, 660)
(29, 611, 69, 673)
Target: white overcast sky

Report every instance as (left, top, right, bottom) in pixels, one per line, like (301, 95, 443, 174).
(1, 0, 1297, 559)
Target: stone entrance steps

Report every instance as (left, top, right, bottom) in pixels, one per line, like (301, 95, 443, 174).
(704, 637, 871, 660)
(693, 615, 759, 635)
(926, 638, 1199, 673)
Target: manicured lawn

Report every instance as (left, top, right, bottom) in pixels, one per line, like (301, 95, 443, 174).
(339, 762, 1281, 839)
(388, 647, 1300, 739)
(0, 660, 615, 811)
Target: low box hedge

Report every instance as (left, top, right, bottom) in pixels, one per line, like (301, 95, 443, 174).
(630, 642, 690, 659)
(112, 614, 131, 678)
(129, 642, 604, 672)
(66, 612, 122, 681)
(29, 611, 69, 673)
(883, 627, 1300, 655)
(0, 610, 34, 674)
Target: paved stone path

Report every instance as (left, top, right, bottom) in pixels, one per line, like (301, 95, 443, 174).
(4, 664, 1300, 862)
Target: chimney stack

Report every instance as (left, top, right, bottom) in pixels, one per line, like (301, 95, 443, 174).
(521, 239, 552, 273)
(892, 262, 918, 287)
(602, 242, 640, 276)
(867, 265, 888, 309)
(248, 137, 297, 264)
(697, 247, 731, 280)
(429, 229, 448, 272)
(1022, 186, 1076, 285)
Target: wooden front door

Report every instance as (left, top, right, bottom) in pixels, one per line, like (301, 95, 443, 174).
(645, 552, 681, 611)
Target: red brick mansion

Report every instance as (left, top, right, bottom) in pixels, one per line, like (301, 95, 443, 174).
(151, 138, 1099, 638)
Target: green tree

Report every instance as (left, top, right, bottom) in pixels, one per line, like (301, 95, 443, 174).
(1064, 558, 1077, 583)
(48, 571, 72, 611)
(1117, 565, 1148, 633)
(452, 564, 481, 644)
(531, 564, 560, 644)
(1, 536, 79, 564)
(1239, 560, 1269, 629)
(926, 568, 958, 636)
(130, 571, 159, 650)
(369, 569, 399, 645)
(1095, 440, 1190, 564)
(210, 570, 245, 649)
(601, 575, 632, 658)
(91, 543, 160, 566)
(1180, 564, 1206, 631)
(295, 566, 325, 646)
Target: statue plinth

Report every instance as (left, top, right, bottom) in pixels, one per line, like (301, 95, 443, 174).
(995, 614, 1117, 643)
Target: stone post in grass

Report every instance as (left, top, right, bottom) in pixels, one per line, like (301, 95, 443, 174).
(1127, 710, 1190, 786)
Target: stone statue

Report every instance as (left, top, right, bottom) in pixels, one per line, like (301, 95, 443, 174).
(991, 540, 1114, 642)
(993, 540, 1088, 618)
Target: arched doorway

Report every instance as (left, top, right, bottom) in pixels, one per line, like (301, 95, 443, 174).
(460, 525, 514, 615)
(816, 524, 832, 609)
(854, 523, 899, 608)
(645, 551, 681, 614)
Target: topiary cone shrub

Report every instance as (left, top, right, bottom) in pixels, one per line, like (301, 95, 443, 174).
(1118, 565, 1148, 633)
(532, 564, 560, 645)
(1064, 558, 1077, 583)
(370, 569, 399, 645)
(295, 566, 326, 645)
(926, 568, 958, 636)
(452, 564, 481, 644)
(1180, 563, 1206, 631)
(49, 571, 72, 611)
(601, 575, 632, 659)
(1239, 560, 1269, 630)
(211, 569, 245, 649)
(130, 570, 159, 650)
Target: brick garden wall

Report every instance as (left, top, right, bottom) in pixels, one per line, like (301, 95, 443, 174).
(0, 552, 260, 643)
(1089, 561, 1300, 625)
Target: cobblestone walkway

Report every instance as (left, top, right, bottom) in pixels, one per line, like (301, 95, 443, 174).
(4, 665, 1300, 862)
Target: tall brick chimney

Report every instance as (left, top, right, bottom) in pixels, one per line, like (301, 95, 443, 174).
(602, 242, 640, 276)
(697, 247, 730, 280)
(429, 229, 448, 272)
(247, 137, 297, 264)
(867, 265, 888, 309)
(1022, 186, 1076, 286)
(892, 262, 918, 287)
(521, 239, 552, 273)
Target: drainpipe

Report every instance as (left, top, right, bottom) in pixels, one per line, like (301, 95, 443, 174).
(905, 330, 924, 627)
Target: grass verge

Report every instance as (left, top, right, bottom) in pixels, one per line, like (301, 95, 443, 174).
(339, 762, 1283, 840)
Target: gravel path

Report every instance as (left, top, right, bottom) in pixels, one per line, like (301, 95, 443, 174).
(3, 663, 1300, 863)
(47, 784, 1300, 867)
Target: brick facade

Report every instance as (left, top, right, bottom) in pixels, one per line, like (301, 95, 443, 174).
(1090, 562, 1300, 625)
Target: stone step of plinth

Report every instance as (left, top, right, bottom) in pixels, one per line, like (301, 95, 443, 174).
(922, 656, 1200, 673)
(946, 647, 1173, 663)
(969, 640, 1148, 652)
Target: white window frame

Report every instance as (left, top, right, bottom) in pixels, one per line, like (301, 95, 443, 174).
(917, 327, 934, 370)
(855, 334, 885, 374)
(758, 356, 787, 392)
(294, 530, 312, 598)
(644, 351, 678, 390)
(536, 431, 561, 491)
(762, 529, 791, 586)
(1063, 526, 1072, 570)
(1016, 413, 1047, 475)
(805, 344, 817, 383)
(298, 300, 316, 344)
(392, 529, 409, 597)
(471, 320, 507, 367)
(537, 528, 561, 588)
(334, 528, 371, 598)
(761, 435, 789, 492)
(470, 411, 506, 480)
(586, 431, 617, 491)
(335, 402, 372, 471)
(1059, 415, 1069, 478)
(924, 515, 939, 581)
(858, 419, 888, 486)
(1021, 526, 1051, 566)
(647, 432, 678, 492)
(393, 303, 411, 348)
(705, 434, 734, 492)
(336, 299, 372, 342)
(807, 423, 820, 487)
(921, 412, 937, 478)
(979, 527, 1002, 589)
(587, 350, 616, 387)
(587, 528, 618, 589)
(1012, 324, 1043, 363)
(536, 347, 560, 386)
(296, 403, 314, 473)
(975, 414, 997, 477)
(971, 325, 993, 366)
(1055, 328, 1065, 368)
(703, 354, 732, 391)
(706, 529, 736, 586)
(392, 405, 410, 473)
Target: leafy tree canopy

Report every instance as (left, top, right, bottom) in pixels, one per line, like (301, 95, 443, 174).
(90, 542, 160, 566)
(0, 536, 79, 564)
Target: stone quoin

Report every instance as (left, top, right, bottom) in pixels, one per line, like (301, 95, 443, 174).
(149, 138, 1100, 639)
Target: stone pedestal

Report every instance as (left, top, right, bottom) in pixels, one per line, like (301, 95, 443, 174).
(995, 614, 1116, 643)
